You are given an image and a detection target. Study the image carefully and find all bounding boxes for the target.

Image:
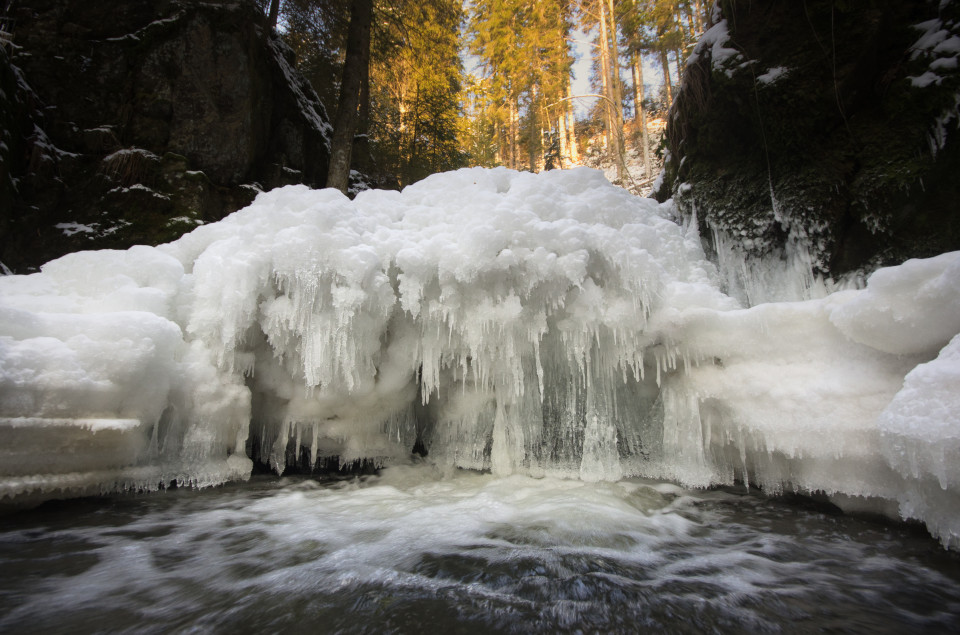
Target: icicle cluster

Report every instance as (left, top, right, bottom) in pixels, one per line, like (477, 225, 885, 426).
(1, 167, 959, 547)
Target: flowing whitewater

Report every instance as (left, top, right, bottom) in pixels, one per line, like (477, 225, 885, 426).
(1, 167, 959, 550)
(2, 466, 960, 632)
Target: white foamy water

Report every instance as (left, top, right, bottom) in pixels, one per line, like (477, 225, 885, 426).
(1, 465, 959, 632)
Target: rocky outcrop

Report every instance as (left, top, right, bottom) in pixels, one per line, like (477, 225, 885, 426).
(0, 45, 32, 271)
(657, 0, 960, 285)
(0, 0, 331, 272)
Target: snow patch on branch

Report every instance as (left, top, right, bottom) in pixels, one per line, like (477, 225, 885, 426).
(103, 12, 186, 43)
(686, 19, 743, 78)
(908, 15, 960, 154)
(757, 66, 789, 85)
(266, 36, 333, 144)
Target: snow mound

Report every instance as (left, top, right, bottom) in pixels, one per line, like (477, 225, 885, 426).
(1, 167, 959, 547)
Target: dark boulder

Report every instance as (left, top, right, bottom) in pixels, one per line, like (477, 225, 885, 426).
(0, 0, 331, 272)
(657, 0, 960, 281)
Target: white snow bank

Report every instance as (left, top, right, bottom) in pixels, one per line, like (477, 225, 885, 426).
(828, 251, 960, 356)
(656, 250, 960, 546)
(54, 223, 97, 237)
(158, 167, 733, 476)
(910, 71, 944, 88)
(2, 167, 728, 496)
(880, 333, 960, 488)
(0, 246, 251, 499)
(0, 167, 959, 548)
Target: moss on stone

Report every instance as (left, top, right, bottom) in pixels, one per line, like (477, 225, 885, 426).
(662, 0, 960, 276)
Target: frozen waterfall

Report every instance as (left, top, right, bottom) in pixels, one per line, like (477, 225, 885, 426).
(1, 167, 959, 547)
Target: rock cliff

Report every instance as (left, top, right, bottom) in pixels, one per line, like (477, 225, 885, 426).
(0, 0, 331, 272)
(657, 0, 960, 290)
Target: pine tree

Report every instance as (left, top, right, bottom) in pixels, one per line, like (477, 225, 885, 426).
(617, 0, 707, 181)
(327, 0, 373, 193)
(576, 0, 628, 179)
(460, 74, 499, 166)
(278, 0, 466, 188)
(369, 0, 466, 185)
(467, 0, 574, 171)
(280, 0, 352, 126)
(630, 49, 652, 180)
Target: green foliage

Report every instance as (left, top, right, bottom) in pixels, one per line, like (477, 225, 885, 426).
(278, 0, 467, 187)
(620, 1, 707, 58)
(459, 74, 500, 167)
(277, 0, 710, 182)
(466, 0, 574, 170)
(368, 0, 467, 185)
(280, 0, 352, 108)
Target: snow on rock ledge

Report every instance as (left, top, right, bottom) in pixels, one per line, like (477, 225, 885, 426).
(0, 167, 958, 548)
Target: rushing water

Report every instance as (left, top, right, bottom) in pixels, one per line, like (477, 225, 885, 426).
(1, 463, 959, 634)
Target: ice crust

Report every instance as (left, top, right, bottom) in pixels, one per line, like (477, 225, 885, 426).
(1, 167, 959, 547)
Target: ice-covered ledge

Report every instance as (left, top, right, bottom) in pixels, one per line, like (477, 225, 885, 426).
(1, 168, 958, 546)
(0, 417, 146, 475)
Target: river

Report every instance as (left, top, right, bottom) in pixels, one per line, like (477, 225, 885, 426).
(2, 463, 959, 633)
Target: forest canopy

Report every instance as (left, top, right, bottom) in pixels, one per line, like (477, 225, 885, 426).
(260, 0, 708, 191)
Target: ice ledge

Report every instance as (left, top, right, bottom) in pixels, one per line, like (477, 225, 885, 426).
(0, 417, 142, 432)
(0, 456, 253, 504)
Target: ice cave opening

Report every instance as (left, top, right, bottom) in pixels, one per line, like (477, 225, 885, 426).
(1, 167, 959, 547)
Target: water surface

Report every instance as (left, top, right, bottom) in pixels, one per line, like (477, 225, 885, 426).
(1, 464, 959, 633)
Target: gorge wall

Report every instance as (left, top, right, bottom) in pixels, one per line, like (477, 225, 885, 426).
(656, 0, 960, 287)
(0, 0, 331, 272)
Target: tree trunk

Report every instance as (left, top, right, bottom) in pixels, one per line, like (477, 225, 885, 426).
(599, 0, 626, 181)
(558, 111, 568, 168)
(506, 105, 513, 169)
(660, 49, 673, 107)
(566, 84, 579, 163)
(353, 49, 371, 176)
(326, 0, 373, 194)
(263, 0, 281, 41)
(632, 52, 652, 181)
(408, 82, 421, 181)
(509, 98, 520, 170)
(268, 0, 281, 30)
(538, 124, 545, 171)
(532, 85, 542, 170)
(606, 0, 624, 126)
(691, 0, 703, 33)
(597, 0, 613, 151)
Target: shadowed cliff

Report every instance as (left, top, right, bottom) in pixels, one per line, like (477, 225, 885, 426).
(657, 0, 960, 280)
(1, 0, 332, 272)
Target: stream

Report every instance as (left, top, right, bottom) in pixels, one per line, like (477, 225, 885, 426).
(2, 463, 959, 633)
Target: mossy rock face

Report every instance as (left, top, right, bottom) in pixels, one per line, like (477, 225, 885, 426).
(1, 0, 331, 272)
(0, 46, 28, 263)
(659, 0, 960, 277)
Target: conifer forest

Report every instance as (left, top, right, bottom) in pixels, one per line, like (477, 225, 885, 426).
(270, 0, 704, 191)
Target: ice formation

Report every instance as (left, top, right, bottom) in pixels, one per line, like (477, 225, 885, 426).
(1, 167, 959, 547)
